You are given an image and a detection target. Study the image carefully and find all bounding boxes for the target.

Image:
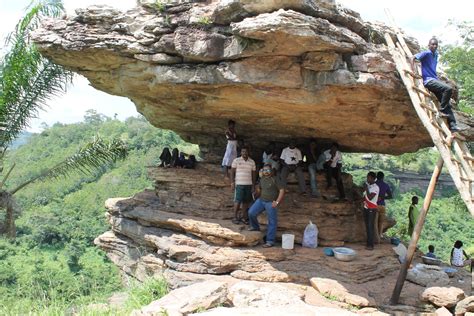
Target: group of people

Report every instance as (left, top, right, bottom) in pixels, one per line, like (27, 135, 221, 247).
(222, 120, 397, 248)
(159, 147, 196, 169)
(222, 120, 347, 200)
(425, 242, 472, 272)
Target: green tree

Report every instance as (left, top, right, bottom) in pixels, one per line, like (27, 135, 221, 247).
(0, 1, 128, 238)
(441, 20, 473, 114)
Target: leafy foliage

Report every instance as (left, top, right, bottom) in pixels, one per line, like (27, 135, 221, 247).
(0, 0, 73, 151)
(441, 20, 473, 114)
(0, 115, 195, 313)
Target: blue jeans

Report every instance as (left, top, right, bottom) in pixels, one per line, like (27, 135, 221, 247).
(308, 163, 319, 196)
(248, 198, 278, 245)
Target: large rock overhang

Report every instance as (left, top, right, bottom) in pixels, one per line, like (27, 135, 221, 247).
(31, 0, 473, 155)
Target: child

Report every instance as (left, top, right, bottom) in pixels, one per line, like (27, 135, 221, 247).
(425, 245, 436, 258)
(221, 120, 237, 178)
(450, 240, 472, 272)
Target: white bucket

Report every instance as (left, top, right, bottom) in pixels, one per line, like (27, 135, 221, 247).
(282, 234, 295, 249)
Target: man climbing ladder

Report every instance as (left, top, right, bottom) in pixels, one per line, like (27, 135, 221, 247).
(411, 37, 461, 132)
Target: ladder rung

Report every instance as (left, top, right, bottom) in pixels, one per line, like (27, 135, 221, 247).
(412, 86, 432, 97)
(460, 177, 473, 182)
(403, 69, 422, 79)
(452, 133, 466, 142)
(463, 155, 474, 161)
(451, 157, 461, 164)
(420, 103, 436, 113)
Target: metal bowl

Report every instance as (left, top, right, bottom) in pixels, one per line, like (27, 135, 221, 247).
(333, 247, 357, 262)
(421, 256, 442, 265)
(443, 267, 457, 277)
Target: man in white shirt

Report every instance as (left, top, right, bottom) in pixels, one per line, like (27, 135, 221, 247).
(363, 171, 380, 250)
(280, 140, 306, 194)
(323, 142, 345, 200)
(231, 146, 256, 224)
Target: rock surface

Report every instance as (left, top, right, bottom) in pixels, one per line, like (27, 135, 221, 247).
(407, 264, 450, 287)
(456, 296, 474, 316)
(310, 277, 376, 307)
(31, 0, 474, 156)
(190, 306, 357, 315)
(133, 280, 228, 316)
(421, 286, 465, 308)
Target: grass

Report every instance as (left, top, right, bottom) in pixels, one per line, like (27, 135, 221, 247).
(125, 277, 169, 310)
(197, 16, 212, 25)
(0, 277, 169, 316)
(154, 0, 165, 13)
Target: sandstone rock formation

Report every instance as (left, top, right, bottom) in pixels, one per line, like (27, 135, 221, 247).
(310, 277, 376, 307)
(133, 280, 228, 315)
(407, 264, 450, 287)
(455, 296, 474, 316)
(94, 165, 472, 313)
(32, 0, 473, 156)
(421, 286, 466, 308)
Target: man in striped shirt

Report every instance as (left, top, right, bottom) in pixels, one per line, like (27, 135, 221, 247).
(363, 171, 379, 250)
(231, 146, 256, 224)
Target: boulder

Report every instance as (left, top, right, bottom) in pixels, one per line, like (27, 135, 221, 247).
(436, 306, 454, 316)
(310, 277, 376, 307)
(133, 280, 228, 316)
(407, 264, 450, 287)
(189, 306, 357, 316)
(421, 286, 466, 308)
(32, 0, 474, 156)
(227, 280, 303, 308)
(455, 296, 474, 316)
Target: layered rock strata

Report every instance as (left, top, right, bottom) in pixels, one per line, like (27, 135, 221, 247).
(32, 0, 474, 156)
(95, 165, 472, 310)
(96, 165, 397, 284)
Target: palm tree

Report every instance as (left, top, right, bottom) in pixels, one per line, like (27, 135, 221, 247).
(0, 1, 128, 238)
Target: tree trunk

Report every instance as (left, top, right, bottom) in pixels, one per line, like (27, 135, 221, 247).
(5, 203, 16, 239)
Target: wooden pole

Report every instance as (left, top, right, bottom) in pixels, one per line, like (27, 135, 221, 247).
(390, 155, 445, 304)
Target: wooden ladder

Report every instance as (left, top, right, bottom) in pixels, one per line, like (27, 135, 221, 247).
(384, 32, 474, 216)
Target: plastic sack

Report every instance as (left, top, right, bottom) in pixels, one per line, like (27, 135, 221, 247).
(392, 243, 407, 263)
(302, 221, 318, 248)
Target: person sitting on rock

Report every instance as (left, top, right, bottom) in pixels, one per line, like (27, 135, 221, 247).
(323, 142, 345, 200)
(230, 146, 256, 224)
(222, 119, 238, 178)
(305, 139, 320, 198)
(362, 171, 380, 251)
(450, 240, 473, 272)
(425, 245, 437, 259)
(248, 163, 285, 248)
(177, 152, 186, 168)
(280, 140, 306, 195)
(375, 171, 393, 243)
(262, 142, 276, 165)
(170, 148, 179, 168)
(185, 154, 197, 169)
(408, 196, 419, 237)
(159, 147, 172, 167)
(412, 37, 460, 132)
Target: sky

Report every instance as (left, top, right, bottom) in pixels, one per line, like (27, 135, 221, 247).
(0, 0, 473, 132)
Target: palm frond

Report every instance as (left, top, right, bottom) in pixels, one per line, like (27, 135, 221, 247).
(9, 136, 128, 195)
(0, 0, 72, 149)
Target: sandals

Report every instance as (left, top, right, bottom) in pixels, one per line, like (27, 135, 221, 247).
(231, 218, 241, 224)
(232, 217, 249, 225)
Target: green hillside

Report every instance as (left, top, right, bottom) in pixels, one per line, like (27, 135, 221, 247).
(0, 113, 471, 314)
(0, 113, 197, 314)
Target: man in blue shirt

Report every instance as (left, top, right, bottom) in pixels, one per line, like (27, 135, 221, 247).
(412, 38, 460, 132)
(375, 171, 392, 243)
